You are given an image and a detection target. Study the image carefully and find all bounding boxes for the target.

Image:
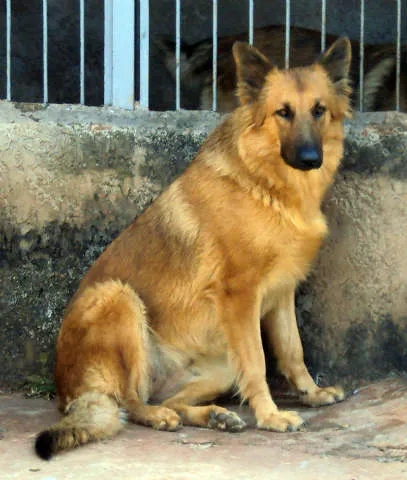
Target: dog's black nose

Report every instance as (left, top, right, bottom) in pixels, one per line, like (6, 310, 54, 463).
(296, 145, 322, 170)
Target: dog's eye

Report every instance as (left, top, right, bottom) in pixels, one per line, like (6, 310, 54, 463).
(312, 104, 326, 119)
(275, 108, 293, 120)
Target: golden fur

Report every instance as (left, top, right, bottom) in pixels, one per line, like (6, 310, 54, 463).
(35, 37, 352, 459)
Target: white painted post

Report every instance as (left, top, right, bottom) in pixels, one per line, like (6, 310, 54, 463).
(104, 0, 135, 110)
(359, 0, 365, 112)
(6, 0, 11, 100)
(396, 0, 401, 111)
(43, 0, 48, 103)
(175, 0, 181, 110)
(248, 0, 254, 45)
(139, 0, 149, 109)
(285, 0, 290, 69)
(80, 0, 85, 105)
(212, 0, 218, 111)
(321, 0, 326, 52)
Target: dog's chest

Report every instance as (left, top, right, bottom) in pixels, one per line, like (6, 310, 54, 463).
(257, 218, 327, 315)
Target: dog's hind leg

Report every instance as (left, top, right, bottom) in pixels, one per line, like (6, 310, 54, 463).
(161, 363, 246, 432)
(60, 280, 181, 433)
(123, 366, 181, 431)
(104, 285, 182, 432)
(262, 288, 345, 407)
(37, 280, 180, 459)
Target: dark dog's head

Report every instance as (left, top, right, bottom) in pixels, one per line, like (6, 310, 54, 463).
(233, 37, 352, 172)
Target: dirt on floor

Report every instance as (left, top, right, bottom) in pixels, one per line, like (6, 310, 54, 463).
(0, 377, 406, 480)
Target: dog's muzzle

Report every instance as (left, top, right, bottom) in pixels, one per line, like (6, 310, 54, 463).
(281, 143, 323, 171)
(294, 145, 322, 170)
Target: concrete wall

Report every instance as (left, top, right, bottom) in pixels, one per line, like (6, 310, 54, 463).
(0, 102, 406, 390)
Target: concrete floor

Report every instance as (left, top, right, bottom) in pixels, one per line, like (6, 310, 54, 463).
(0, 377, 406, 480)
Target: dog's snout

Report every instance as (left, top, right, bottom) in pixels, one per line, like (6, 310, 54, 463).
(281, 139, 323, 171)
(295, 145, 322, 170)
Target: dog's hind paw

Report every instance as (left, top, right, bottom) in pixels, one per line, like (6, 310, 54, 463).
(146, 406, 183, 431)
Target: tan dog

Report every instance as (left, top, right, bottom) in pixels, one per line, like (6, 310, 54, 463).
(159, 25, 404, 112)
(35, 37, 352, 459)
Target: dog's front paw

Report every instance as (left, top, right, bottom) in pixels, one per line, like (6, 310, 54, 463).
(257, 410, 304, 432)
(301, 386, 345, 407)
(208, 407, 247, 432)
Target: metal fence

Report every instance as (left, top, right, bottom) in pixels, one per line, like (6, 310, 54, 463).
(1, 0, 405, 112)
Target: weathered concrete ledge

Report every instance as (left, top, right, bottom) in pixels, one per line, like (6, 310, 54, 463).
(0, 101, 406, 389)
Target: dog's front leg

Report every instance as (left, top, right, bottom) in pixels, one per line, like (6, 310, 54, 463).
(222, 292, 303, 432)
(262, 288, 345, 407)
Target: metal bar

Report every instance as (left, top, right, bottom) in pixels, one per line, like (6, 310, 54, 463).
(139, 0, 149, 108)
(212, 0, 217, 111)
(104, 0, 113, 105)
(104, 0, 135, 109)
(396, 0, 401, 111)
(6, 0, 11, 100)
(285, 0, 290, 68)
(321, 0, 326, 51)
(43, 0, 48, 103)
(359, 0, 365, 112)
(248, 0, 254, 46)
(80, 0, 85, 104)
(175, 0, 181, 110)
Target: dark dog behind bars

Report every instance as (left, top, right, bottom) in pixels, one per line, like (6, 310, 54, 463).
(0, 0, 405, 111)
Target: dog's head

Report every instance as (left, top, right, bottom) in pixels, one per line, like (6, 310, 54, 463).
(233, 38, 352, 172)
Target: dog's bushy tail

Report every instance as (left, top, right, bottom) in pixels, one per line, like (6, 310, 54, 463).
(35, 392, 126, 460)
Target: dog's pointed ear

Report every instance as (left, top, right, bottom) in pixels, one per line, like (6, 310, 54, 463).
(318, 37, 352, 95)
(233, 42, 274, 105)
